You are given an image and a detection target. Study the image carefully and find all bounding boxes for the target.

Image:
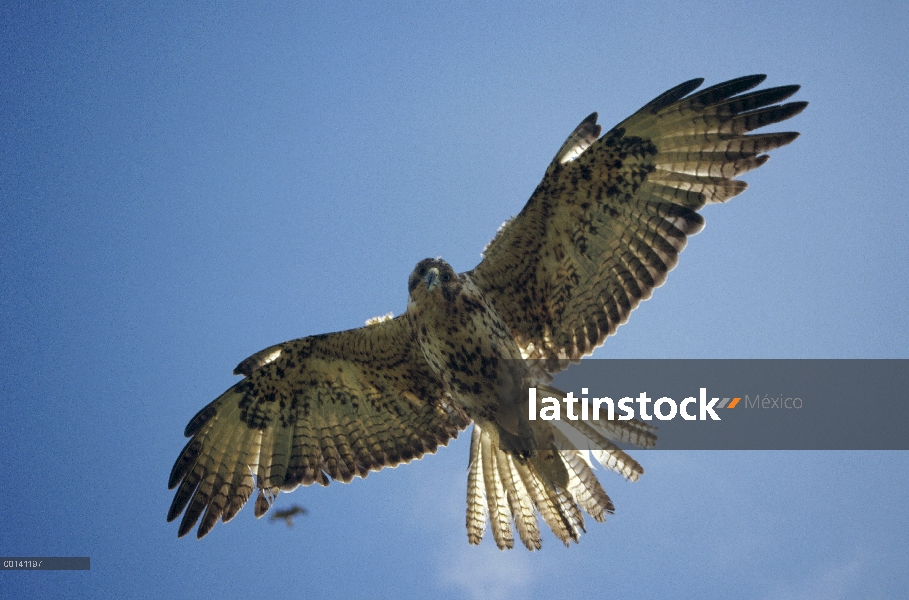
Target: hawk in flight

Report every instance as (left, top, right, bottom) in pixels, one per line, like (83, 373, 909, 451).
(169, 75, 806, 549)
(269, 505, 307, 528)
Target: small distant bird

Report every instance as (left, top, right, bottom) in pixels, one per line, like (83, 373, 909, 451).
(169, 74, 806, 549)
(269, 505, 307, 528)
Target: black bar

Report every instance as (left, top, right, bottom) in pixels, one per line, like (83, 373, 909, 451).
(500, 359, 909, 450)
(1, 557, 90, 570)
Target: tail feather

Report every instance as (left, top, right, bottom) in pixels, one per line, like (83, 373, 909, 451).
(555, 419, 647, 481)
(514, 455, 576, 546)
(497, 449, 542, 551)
(480, 427, 514, 549)
(466, 426, 487, 545)
(561, 450, 614, 522)
(466, 410, 642, 549)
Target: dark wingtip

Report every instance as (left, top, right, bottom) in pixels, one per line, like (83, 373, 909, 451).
(177, 522, 192, 538)
(169, 438, 202, 488)
(727, 74, 768, 90)
(754, 101, 809, 130)
(197, 520, 214, 539)
(682, 76, 706, 90)
(184, 403, 217, 438)
(773, 131, 802, 149)
(178, 512, 200, 538)
(783, 100, 809, 118)
(776, 83, 801, 98)
(167, 497, 183, 523)
(648, 77, 705, 112)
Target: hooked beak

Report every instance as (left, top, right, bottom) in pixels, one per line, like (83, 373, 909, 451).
(425, 267, 440, 290)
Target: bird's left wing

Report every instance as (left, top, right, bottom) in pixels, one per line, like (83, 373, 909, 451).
(168, 315, 469, 538)
(469, 75, 806, 373)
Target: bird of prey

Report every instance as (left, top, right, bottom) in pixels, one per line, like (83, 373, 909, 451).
(269, 505, 307, 528)
(168, 74, 806, 549)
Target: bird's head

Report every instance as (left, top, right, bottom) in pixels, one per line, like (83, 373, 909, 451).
(407, 258, 460, 304)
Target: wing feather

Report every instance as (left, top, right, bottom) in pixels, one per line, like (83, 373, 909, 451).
(469, 76, 806, 371)
(168, 316, 469, 538)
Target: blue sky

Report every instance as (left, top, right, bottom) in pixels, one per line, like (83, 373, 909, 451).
(2, 1, 907, 598)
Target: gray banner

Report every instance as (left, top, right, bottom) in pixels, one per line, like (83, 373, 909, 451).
(1, 557, 90, 570)
(519, 359, 909, 450)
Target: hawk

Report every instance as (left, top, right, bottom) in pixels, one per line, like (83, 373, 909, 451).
(269, 505, 307, 528)
(168, 75, 806, 549)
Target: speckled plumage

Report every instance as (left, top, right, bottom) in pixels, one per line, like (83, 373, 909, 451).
(168, 75, 806, 548)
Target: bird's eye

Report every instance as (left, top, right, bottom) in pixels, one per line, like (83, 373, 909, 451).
(417, 266, 427, 277)
(441, 272, 452, 283)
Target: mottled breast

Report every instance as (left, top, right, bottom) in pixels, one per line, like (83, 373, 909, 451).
(405, 258, 526, 424)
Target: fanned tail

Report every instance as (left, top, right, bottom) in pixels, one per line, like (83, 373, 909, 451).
(465, 386, 652, 550)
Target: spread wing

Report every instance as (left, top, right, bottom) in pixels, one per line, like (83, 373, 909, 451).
(167, 316, 470, 538)
(469, 75, 807, 372)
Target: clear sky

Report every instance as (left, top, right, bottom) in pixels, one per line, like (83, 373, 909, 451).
(2, 1, 907, 598)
